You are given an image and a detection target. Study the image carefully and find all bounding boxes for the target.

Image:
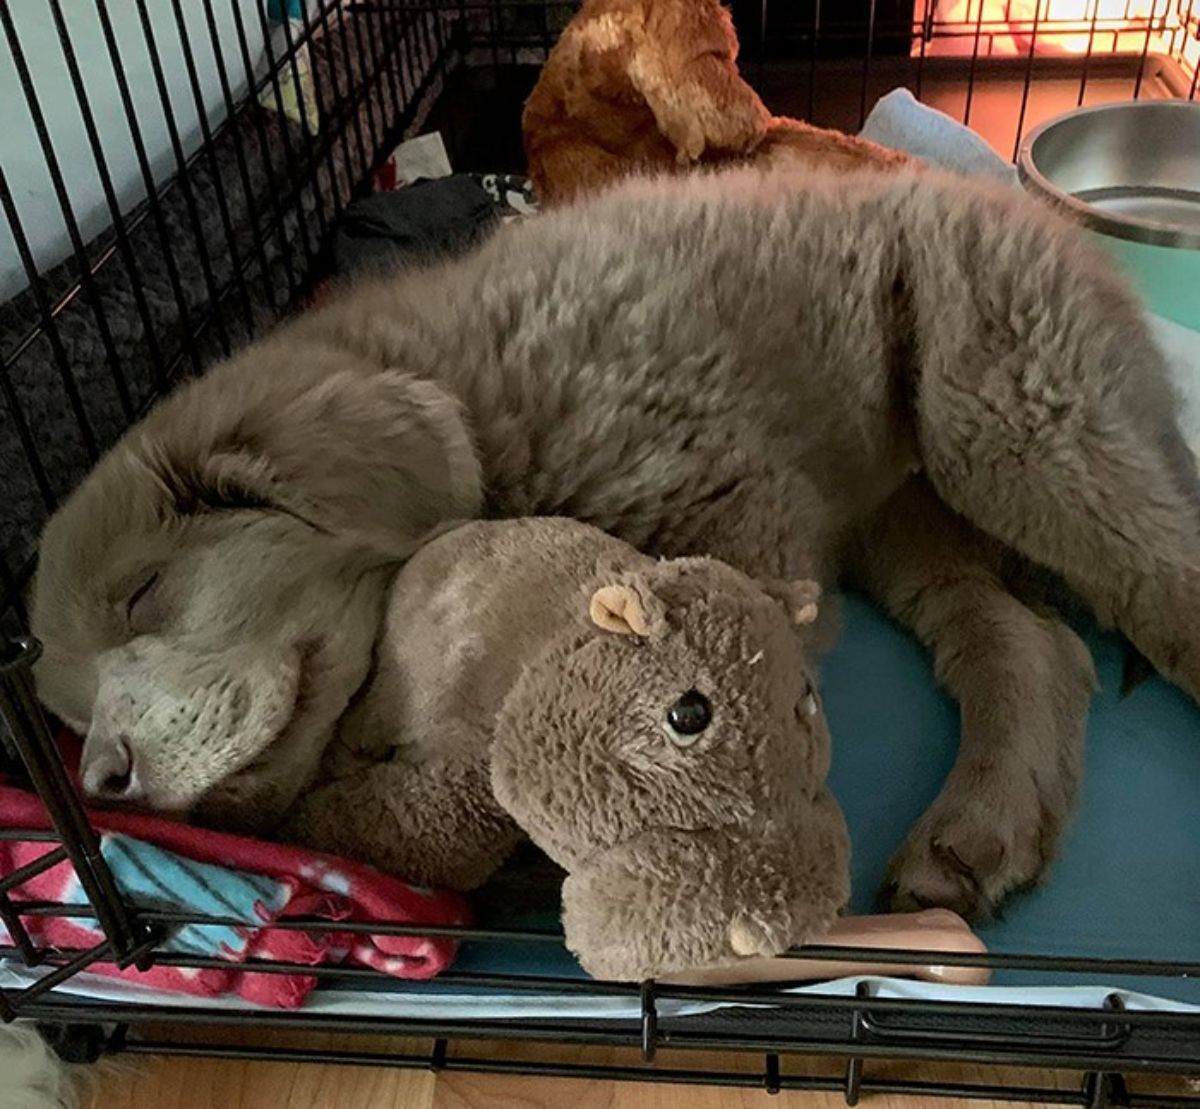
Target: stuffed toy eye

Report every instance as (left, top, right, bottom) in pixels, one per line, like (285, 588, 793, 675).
(666, 689, 712, 745)
(126, 571, 162, 634)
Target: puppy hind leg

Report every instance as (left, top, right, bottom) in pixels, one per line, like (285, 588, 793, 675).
(917, 335, 1200, 704)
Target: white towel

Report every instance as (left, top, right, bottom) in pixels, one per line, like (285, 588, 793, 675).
(860, 88, 1019, 185)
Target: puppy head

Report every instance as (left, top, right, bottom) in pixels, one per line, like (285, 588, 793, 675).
(32, 340, 481, 832)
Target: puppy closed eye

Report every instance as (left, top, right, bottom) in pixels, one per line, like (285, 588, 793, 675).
(126, 571, 162, 634)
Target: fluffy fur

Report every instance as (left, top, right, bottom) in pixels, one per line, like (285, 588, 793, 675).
(0, 1024, 76, 1109)
(31, 166, 1200, 922)
(522, 0, 910, 205)
(283, 516, 847, 979)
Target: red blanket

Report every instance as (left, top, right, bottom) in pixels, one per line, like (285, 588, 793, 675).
(0, 741, 471, 1008)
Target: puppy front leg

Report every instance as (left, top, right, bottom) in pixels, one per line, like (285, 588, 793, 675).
(847, 478, 1097, 920)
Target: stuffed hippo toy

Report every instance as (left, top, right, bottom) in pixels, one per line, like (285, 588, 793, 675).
(282, 516, 850, 981)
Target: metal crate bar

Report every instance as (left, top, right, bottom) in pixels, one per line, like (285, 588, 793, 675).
(13, 995, 1200, 1076)
(2, 2, 1199, 1099)
(227, 0, 304, 301)
(198, 0, 280, 315)
(5, 930, 157, 1011)
(132, 0, 233, 358)
(0, 162, 101, 466)
(0, 4, 136, 424)
(0, 890, 43, 967)
(258, 2, 330, 250)
(110, 1039, 1193, 1106)
(5, 897, 1200, 979)
(168, 0, 257, 339)
(0, 846, 68, 895)
(0, 642, 144, 964)
(47, 0, 171, 398)
(88, 0, 204, 377)
(6, 936, 1200, 1038)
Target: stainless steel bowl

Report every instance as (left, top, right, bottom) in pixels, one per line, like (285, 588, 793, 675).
(1017, 101, 1200, 250)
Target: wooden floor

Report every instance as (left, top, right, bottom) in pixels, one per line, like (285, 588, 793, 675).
(88, 1031, 1198, 1109)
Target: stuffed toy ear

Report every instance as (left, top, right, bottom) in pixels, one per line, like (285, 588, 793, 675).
(590, 584, 658, 637)
(760, 578, 821, 626)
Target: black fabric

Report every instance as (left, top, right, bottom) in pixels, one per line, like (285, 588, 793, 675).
(331, 175, 503, 278)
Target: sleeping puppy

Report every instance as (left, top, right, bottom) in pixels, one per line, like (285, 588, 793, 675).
(31, 166, 1200, 918)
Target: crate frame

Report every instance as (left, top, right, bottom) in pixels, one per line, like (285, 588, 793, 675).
(2, 2, 1199, 1103)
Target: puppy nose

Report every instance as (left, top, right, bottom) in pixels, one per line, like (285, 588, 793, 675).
(81, 736, 143, 803)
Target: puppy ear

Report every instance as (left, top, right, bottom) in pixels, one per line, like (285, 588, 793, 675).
(589, 581, 665, 637)
(134, 357, 483, 558)
(759, 578, 821, 626)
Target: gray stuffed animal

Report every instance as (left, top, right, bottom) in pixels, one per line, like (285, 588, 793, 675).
(281, 516, 848, 981)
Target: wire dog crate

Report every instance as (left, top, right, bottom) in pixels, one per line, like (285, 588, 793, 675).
(2, 1, 1200, 1104)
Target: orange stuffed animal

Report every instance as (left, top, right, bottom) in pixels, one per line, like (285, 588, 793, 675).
(523, 0, 910, 206)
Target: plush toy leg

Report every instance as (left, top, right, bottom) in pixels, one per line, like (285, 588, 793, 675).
(848, 477, 1095, 920)
(561, 810, 848, 982)
(525, 134, 669, 208)
(280, 757, 523, 891)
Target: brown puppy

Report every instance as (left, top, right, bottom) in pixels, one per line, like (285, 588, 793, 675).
(32, 167, 1200, 920)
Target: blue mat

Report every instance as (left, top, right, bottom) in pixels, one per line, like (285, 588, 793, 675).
(824, 594, 1200, 1002)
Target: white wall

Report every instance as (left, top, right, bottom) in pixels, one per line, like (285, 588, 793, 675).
(0, 0, 281, 303)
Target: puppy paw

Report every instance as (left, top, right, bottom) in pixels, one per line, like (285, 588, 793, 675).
(882, 776, 1060, 922)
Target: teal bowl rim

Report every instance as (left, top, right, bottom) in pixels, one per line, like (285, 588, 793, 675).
(1017, 101, 1200, 251)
